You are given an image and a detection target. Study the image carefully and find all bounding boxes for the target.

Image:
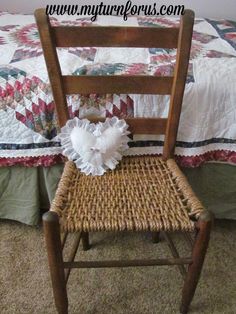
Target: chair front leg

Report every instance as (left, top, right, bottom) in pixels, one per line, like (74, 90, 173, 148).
(180, 211, 213, 314)
(43, 211, 68, 314)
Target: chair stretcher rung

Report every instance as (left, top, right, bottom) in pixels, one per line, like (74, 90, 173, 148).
(63, 258, 192, 269)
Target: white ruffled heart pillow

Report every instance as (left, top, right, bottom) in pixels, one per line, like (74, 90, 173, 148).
(59, 117, 130, 175)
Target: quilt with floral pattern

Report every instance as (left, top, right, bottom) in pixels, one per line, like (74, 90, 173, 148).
(0, 12, 236, 167)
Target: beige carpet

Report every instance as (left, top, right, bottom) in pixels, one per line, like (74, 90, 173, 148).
(0, 219, 236, 314)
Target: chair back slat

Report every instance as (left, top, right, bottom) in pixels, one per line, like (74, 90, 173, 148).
(88, 117, 167, 134)
(52, 26, 179, 48)
(62, 76, 173, 95)
(35, 8, 194, 157)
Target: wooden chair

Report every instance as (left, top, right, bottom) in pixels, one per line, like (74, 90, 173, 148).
(35, 8, 213, 314)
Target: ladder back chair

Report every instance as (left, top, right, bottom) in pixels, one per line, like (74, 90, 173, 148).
(35, 8, 213, 314)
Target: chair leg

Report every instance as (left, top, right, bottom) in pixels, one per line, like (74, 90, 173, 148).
(81, 232, 90, 251)
(43, 211, 68, 314)
(151, 232, 161, 243)
(180, 211, 213, 314)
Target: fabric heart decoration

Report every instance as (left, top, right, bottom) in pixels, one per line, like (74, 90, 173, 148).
(59, 117, 130, 175)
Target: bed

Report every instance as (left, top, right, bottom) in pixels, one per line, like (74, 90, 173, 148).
(0, 11, 236, 224)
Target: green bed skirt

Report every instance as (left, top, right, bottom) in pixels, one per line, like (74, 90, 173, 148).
(0, 163, 235, 225)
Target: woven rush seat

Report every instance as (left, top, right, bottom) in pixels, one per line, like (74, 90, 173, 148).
(51, 156, 204, 233)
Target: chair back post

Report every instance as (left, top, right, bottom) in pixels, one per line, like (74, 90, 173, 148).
(163, 10, 194, 159)
(35, 9, 69, 127)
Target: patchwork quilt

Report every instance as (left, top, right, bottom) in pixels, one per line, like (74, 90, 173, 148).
(0, 12, 236, 167)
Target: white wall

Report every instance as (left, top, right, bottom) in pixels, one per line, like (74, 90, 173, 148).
(0, 0, 236, 19)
